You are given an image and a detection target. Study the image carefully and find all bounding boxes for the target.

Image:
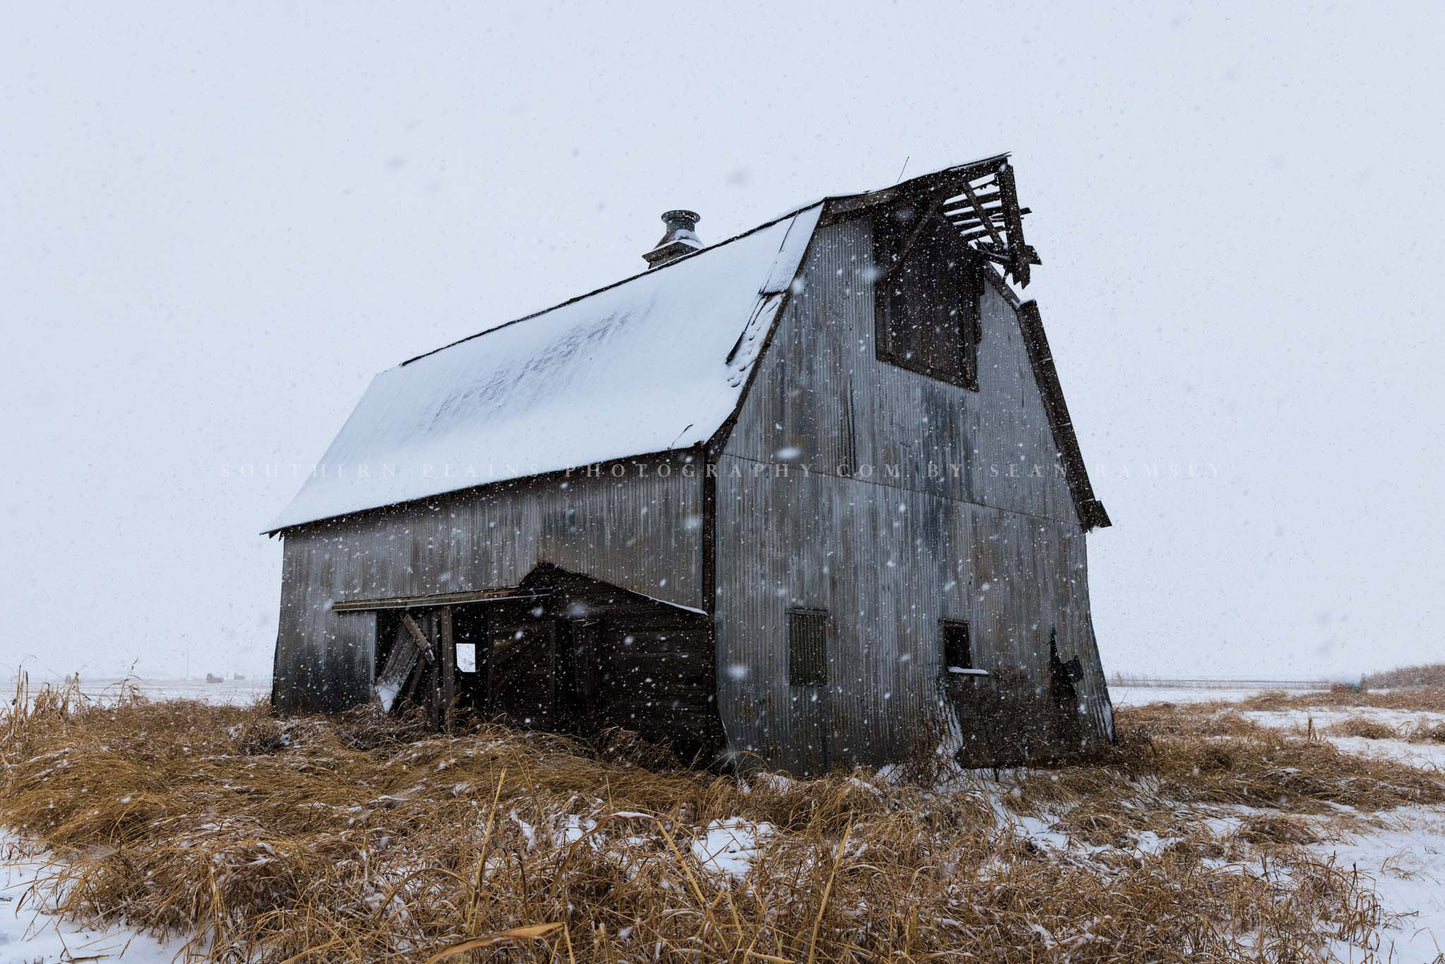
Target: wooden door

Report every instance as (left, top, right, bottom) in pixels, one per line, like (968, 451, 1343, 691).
(486, 617, 557, 730)
(593, 617, 714, 753)
(558, 620, 601, 736)
(372, 607, 455, 728)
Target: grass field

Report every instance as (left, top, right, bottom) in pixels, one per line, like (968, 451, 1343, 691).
(2, 682, 1444, 962)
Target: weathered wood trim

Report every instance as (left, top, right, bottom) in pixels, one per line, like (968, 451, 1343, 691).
(956, 178, 1008, 250)
(704, 225, 822, 461)
(268, 449, 698, 537)
(373, 621, 419, 710)
(438, 606, 456, 727)
(1016, 300, 1110, 531)
(819, 153, 1011, 223)
(332, 588, 550, 612)
(981, 264, 1024, 308)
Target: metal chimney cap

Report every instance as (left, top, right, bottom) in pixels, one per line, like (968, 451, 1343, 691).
(643, 209, 705, 269)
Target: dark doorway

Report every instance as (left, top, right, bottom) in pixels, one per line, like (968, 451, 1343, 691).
(430, 600, 593, 735)
(1047, 629, 1083, 753)
(450, 604, 489, 713)
(487, 612, 556, 729)
(366, 566, 722, 762)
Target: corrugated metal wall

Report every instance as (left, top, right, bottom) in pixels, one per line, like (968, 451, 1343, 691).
(273, 456, 704, 713)
(714, 216, 1111, 772)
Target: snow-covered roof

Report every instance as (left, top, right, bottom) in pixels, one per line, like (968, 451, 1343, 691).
(269, 204, 823, 531)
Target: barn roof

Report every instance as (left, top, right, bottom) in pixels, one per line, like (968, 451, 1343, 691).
(268, 203, 823, 531)
(269, 153, 1108, 533)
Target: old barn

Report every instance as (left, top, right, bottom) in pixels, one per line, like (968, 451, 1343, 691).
(267, 153, 1114, 772)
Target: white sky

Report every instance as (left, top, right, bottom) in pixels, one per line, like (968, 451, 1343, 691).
(2, 1, 1442, 682)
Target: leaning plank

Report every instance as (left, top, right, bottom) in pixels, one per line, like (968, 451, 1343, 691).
(437, 607, 455, 725)
(374, 623, 420, 713)
(402, 612, 436, 664)
(995, 162, 1031, 285)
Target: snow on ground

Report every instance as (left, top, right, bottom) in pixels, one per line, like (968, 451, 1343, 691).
(1240, 708, 1445, 733)
(1321, 806, 1445, 964)
(1239, 709, 1445, 773)
(1108, 686, 1445, 955)
(1110, 684, 1314, 706)
(690, 818, 774, 879)
(0, 832, 181, 963)
(1323, 736, 1445, 773)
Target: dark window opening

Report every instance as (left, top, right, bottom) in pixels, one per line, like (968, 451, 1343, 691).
(788, 609, 828, 687)
(873, 206, 984, 390)
(941, 620, 973, 674)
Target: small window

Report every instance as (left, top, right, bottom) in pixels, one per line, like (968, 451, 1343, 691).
(788, 610, 828, 686)
(873, 207, 984, 390)
(941, 621, 973, 674)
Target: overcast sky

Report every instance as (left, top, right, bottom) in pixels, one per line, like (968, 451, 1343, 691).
(2, 1, 1442, 682)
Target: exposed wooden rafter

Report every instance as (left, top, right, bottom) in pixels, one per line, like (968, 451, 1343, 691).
(934, 160, 1040, 287)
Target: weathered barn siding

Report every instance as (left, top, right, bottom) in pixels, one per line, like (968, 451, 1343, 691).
(713, 216, 1110, 771)
(272, 455, 705, 713)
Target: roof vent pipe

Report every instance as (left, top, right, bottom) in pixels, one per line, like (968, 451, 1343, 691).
(642, 209, 702, 269)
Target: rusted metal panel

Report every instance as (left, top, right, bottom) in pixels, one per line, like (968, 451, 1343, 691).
(713, 216, 1110, 770)
(272, 454, 704, 715)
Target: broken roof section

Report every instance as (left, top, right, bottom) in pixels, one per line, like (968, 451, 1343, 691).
(268, 204, 822, 531)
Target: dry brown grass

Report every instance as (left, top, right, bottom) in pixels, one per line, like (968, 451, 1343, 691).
(1362, 662, 1445, 690)
(3, 680, 1440, 962)
(1107, 705, 1444, 812)
(1241, 686, 1445, 715)
(1328, 716, 1401, 741)
(1416, 722, 1445, 744)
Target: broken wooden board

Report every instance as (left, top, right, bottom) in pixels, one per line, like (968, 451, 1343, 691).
(374, 622, 419, 712)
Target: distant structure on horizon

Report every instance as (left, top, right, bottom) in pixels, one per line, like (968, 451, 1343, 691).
(266, 153, 1114, 772)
